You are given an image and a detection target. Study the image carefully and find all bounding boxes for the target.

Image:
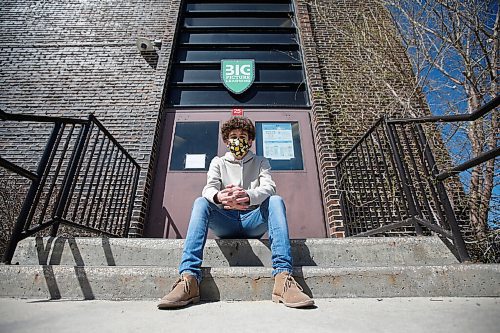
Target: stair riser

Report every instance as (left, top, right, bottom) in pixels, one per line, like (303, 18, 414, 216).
(1, 265, 498, 300)
(11, 237, 458, 267)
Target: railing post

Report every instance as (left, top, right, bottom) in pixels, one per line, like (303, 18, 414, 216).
(384, 120, 423, 235)
(415, 124, 470, 262)
(50, 120, 91, 237)
(122, 164, 140, 237)
(2, 123, 62, 264)
(334, 151, 350, 236)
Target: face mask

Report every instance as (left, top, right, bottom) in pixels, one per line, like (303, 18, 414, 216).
(228, 138, 250, 158)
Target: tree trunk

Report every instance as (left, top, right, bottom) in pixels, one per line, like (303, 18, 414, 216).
(466, 87, 487, 241)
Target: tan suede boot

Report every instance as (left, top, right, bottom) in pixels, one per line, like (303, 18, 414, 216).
(157, 274, 200, 309)
(272, 272, 314, 308)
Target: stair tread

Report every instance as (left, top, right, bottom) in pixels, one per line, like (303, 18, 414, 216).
(12, 236, 459, 267)
(3, 263, 497, 271)
(7, 236, 492, 300)
(1, 263, 499, 300)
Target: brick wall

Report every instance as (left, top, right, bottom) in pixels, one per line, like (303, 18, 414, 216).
(295, 0, 429, 236)
(1, 0, 435, 239)
(0, 0, 182, 236)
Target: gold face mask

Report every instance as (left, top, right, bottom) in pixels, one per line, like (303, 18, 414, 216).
(228, 138, 250, 158)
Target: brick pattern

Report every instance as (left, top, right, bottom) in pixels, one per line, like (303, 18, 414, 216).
(294, 1, 342, 237)
(295, 0, 429, 237)
(0, 0, 438, 239)
(0, 0, 182, 236)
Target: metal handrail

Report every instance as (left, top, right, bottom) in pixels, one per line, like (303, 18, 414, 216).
(89, 115, 140, 170)
(387, 95, 500, 124)
(1, 111, 140, 264)
(436, 146, 500, 181)
(0, 109, 88, 124)
(335, 95, 499, 262)
(335, 117, 385, 167)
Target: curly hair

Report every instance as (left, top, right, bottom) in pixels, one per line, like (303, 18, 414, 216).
(221, 116, 256, 141)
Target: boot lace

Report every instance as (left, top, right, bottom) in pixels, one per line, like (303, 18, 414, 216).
(282, 274, 303, 295)
(171, 276, 191, 294)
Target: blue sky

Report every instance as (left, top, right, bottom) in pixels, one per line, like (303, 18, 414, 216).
(390, 0, 499, 228)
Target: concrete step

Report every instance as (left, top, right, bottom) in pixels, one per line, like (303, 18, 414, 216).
(11, 236, 458, 267)
(0, 264, 498, 300)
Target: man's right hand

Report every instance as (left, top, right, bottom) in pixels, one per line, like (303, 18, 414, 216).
(216, 184, 250, 210)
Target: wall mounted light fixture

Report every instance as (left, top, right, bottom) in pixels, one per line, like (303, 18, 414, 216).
(136, 37, 162, 53)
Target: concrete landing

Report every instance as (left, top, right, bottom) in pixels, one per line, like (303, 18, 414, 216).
(0, 298, 498, 333)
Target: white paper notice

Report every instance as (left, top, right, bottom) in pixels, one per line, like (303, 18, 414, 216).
(185, 154, 206, 169)
(262, 123, 295, 160)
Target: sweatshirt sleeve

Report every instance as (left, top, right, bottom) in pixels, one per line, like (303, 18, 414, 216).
(246, 158, 276, 206)
(202, 156, 223, 205)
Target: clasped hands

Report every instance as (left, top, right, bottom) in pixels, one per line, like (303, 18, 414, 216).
(216, 184, 250, 210)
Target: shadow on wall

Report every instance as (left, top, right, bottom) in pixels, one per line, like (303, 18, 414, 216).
(163, 207, 182, 239)
(140, 51, 159, 69)
(0, 176, 29, 262)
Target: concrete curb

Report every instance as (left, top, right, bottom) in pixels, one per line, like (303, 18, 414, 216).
(1, 264, 498, 300)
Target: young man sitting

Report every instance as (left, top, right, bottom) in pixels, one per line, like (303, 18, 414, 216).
(158, 116, 314, 309)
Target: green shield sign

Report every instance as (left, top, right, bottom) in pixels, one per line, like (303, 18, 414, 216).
(221, 59, 255, 94)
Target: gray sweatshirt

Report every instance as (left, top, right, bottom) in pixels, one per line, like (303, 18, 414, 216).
(202, 151, 276, 208)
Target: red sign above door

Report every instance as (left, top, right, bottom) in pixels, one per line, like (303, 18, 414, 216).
(232, 108, 244, 117)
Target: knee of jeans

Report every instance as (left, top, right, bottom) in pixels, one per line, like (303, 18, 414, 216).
(193, 197, 210, 209)
(269, 195, 285, 209)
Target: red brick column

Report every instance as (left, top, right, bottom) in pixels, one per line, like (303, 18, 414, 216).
(295, 1, 344, 237)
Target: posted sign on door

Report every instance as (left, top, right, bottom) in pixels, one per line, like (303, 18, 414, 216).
(262, 123, 295, 160)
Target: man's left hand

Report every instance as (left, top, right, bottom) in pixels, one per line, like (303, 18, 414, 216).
(221, 185, 250, 210)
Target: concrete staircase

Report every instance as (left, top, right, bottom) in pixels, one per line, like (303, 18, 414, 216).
(1, 236, 499, 300)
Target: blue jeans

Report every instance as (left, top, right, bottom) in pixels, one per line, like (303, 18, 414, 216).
(179, 195, 293, 282)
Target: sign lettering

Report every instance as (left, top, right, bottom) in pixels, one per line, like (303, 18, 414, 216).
(232, 108, 244, 116)
(221, 59, 255, 94)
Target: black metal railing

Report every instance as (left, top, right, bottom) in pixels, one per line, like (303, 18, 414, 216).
(0, 111, 140, 264)
(335, 95, 500, 262)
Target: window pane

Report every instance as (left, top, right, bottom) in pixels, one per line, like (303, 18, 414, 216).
(187, 3, 291, 12)
(184, 17, 293, 28)
(255, 122, 304, 170)
(167, 87, 308, 107)
(258, 68, 304, 83)
(176, 49, 300, 63)
(180, 33, 297, 45)
(171, 67, 304, 84)
(170, 122, 219, 171)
